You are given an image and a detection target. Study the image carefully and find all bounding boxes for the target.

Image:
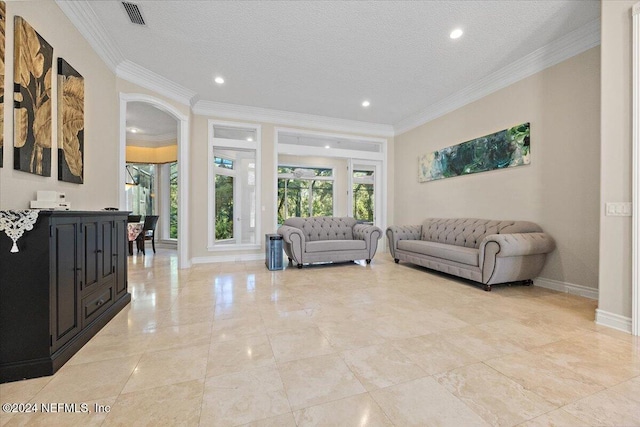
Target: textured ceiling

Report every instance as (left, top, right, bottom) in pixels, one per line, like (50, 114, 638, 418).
(86, 0, 599, 126)
(126, 102, 177, 146)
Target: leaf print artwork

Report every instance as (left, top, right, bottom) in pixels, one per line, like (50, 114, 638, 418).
(57, 58, 84, 183)
(13, 16, 53, 177)
(0, 1, 6, 167)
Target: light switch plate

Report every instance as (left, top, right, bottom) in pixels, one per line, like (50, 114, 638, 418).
(605, 202, 632, 216)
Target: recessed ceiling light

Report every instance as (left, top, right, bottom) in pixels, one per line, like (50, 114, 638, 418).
(325, 145, 330, 149)
(450, 28, 463, 39)
(362, 100, 370, 108)
(247, 137, 253, 142)
(130, 128, 138, 133)
(214, 76, 225, 84)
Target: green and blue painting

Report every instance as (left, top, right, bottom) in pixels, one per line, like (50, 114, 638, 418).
(418, 122, 530, 183)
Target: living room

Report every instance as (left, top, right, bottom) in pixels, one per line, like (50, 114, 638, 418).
(0, 1, 638, 425)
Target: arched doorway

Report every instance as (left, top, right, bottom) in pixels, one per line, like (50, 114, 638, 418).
(119, 93, 190, 269)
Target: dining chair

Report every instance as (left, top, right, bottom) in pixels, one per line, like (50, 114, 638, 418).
(127, 215, 141, 223)
(137, 215, 159, 254)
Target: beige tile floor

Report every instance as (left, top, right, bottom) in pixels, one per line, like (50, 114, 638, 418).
(1, 249, 639, 426)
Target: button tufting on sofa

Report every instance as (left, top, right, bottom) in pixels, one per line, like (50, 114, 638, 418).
(387, 218, 556, 291)
(278, 216, 382, 268)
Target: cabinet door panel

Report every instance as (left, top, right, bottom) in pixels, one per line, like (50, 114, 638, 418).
(51, 220, 81, 353)
(82, 221, 99, 292)
(100, 220, 114, 281)
(114, 219, 128, 297)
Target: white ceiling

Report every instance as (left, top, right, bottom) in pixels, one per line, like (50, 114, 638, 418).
(126, 102, 177, 146)
(65, 0, 600, 131)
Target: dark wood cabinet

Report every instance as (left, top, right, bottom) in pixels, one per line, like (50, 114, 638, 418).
(0, 211, 131, 383)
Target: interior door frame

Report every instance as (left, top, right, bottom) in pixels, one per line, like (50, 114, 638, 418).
(632, 2, 640, 336)
(119, 93, 190, 269)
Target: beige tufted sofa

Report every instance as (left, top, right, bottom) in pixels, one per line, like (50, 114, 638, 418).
(278, 216, 382, 268)
(386, 218, 555, 291)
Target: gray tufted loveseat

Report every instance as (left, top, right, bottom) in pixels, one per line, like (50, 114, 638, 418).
(387, 218, 555, 291)
(278, 216, 382, 268)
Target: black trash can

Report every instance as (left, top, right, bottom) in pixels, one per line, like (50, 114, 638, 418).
(265, 234, 284, 270)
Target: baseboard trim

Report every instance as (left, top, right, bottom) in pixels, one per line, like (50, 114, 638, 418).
(595, 309, 633, 334)
(534, 277, 599, 300)
(191, 254, 265, 264)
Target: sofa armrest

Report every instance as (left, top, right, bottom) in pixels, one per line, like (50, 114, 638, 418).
(479, 233, 555, 260)
(354, 224, 383, 260)
(277, 225, 305, 264)
(385, 225, 422, 259)
(480, 233, 556, 284)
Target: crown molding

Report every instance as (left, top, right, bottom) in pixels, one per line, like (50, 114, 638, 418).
(192, 100, 395, 137)
(394, 18, 601, 135)
(55, 0, 123, 71)
(634, 2, 640, 15)
(116, 60, 198, 106)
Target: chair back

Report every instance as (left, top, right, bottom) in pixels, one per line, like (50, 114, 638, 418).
(142, 215, 159, 231)
(128, 215, 141, 223)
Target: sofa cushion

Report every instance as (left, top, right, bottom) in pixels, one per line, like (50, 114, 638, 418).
(306, 239, 366, 253)
(397, 240, 479, 266)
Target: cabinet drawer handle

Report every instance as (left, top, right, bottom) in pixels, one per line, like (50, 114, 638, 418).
(96, 249, 103, 253)
(75, 267, 82, 271)
(96, 299, 104, 306)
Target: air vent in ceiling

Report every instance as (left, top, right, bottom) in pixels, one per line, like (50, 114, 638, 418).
(122, 2, 146, 26)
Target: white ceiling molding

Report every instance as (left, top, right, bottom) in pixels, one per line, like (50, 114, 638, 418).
(116, 60, 198, 106)
(193, 100, 395, 137)
(55, 0, 123, 71)
(394, 18, 601, 135)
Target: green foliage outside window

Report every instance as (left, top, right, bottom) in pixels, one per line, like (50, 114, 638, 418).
(215, 175, 234, 240)
(353, 183, 374, 223)
(169, 162, 178, 239)
(277, 177, 333, 224)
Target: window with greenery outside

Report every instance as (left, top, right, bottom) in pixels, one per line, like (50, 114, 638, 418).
(214, 156, 235, 241)
(169, 162, 178, 239)
(126, 163, 155, 216)
(353, 170, 374, 223)
(277, 167, 333, 224)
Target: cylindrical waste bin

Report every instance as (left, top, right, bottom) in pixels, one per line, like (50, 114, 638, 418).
(265, 234, 284, 270)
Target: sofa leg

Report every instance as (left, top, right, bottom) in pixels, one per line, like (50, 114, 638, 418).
(297, 264, 303, 269)
(394, 258, 399, 264)
(483, 284, 492, 292)
(523, 279, 533, 286)
(288, 257, 293, 264)
(366, 259, 371, 264)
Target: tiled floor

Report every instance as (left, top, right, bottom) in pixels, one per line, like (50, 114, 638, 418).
(1, 249, 639, 426)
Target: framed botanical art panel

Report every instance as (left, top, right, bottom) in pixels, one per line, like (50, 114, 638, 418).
(57, 58, 84, 183)
(13, 16, 53, 176)
(418, 122, 530, 183)
(0, 1, 6, 167)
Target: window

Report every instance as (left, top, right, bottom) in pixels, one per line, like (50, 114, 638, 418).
(277, 167, 334, 224)
(208, 122, 260, 250)
(353, 170, 374, 223)
(125, 163, 156, 216)
(169, 162, 178, 239)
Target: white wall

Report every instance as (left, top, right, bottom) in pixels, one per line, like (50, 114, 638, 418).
(598, 0, 636, 321)
(393, 47, 601, 290)
(0, 1, 118, 210)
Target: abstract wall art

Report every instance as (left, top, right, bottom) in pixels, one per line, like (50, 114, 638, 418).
(0, 1, 6, 167)
(418, 122, 530, 183)
(13, 16, 53, 177)
(57, 58, 84, 183)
